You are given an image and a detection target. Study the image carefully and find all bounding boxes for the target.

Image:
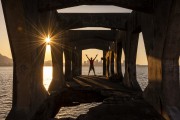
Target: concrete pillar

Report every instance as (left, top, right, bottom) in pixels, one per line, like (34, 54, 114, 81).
(48, 42, 64, 92)
(77, 50, 82, 75)
(114, 52, 118, 74)
(141, 1, 180, 118)
(64, 49, 72, 81)
(106, 52, 110, 78)
(110, 51, 114, 76)
(72, 49, 82, 76)
(116, 42, 124, 81)
(2, 0, 49, 119)
(140, 12, 163, 114)
(103, 50, 106, 76)
(123, 31, 141, 91)
(72, 50, 77, 77)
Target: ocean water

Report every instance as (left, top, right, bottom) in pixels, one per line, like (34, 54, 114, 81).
(0, 67, 13, 119)
(1, 66, 177, 119)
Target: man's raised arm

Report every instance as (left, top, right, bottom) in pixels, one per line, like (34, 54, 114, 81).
(86, 54, 90, 60)
(93, 54, 98, 60)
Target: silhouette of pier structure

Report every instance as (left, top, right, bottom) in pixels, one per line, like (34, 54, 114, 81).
(1, 0, 180, 120)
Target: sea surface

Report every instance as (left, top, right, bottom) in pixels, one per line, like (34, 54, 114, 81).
(0, 66, 176, 119)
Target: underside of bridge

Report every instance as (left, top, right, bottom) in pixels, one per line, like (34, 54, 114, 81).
(1, 0, 180, 120)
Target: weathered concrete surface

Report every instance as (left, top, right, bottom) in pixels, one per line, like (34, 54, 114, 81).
(123, 31, 141, 91)
(63, 30, 117, 42)
(110, 51, 115, 76)
(39, 0, 153, 13)
(116, 42, 124, 81)
(64, 49, 72, 81)
(72, 38, 109, 51)
(2, 0, 51, 119)
(102, 51, 107, 76)
(57, 13, 129, 30)
(140, 1, 180, 119)
(105, 52, 110, 78)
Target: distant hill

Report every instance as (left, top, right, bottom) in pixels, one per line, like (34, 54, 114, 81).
(0, 54, 13, 66)
(0, 54, 53, 66)
(44, 60, 52, 66)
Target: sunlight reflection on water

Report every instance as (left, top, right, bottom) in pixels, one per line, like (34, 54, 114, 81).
(43, 66, 52, 90)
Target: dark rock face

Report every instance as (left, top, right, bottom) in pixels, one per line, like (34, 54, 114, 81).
(32, 86, 164, 120)
(31, 87, 106, 120)
(76, 96, 165, 120)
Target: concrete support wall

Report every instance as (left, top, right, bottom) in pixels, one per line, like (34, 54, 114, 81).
(123, 31, 141, 91)
(72, 50, 78, 77)
(103, 51, 107, 76)
(64, 49, 72, 81)
(110, 51, 115, 76)
(114, 52, 118, 75)
(106, 52, 110, 78)
(116, 42, 124, 81)
(77, 50, 82, 75)
(72, 49, 82, 76)
(49, 42, 64, 92)
(141, 1, 180, 119)
(2, 0, 49, 119)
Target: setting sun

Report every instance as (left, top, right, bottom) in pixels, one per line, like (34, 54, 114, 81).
(45, 35, 51, 44)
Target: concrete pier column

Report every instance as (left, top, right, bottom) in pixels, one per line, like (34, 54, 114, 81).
(2, 0, 49, 119)
(48, 42, 64, 92)
(140, 12, 163, 114)
(72, 51, 77, 77)
(114, 52, 118, 75)
(64, 49, 72, 81)
(110, 51, 114, 76)
(161, 4, 180, 118)
(106, 52, 110, 78)
(141, 2, 180, 118)
(123, 31, 141, 91)
(116, 42, 123, 81)
(103, 50, 107, 76)
(72, 49, 82, 76)
(77, 50, 82, 75)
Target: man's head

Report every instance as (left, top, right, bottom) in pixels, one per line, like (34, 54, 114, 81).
(90, 57, 92, 60)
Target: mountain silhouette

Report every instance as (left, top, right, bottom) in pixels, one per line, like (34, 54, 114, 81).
(0, 53, 13, 66)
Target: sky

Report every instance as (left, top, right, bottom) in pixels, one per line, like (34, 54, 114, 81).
(0, 3, 149, 65)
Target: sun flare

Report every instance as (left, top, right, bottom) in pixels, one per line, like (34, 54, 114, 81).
(45, 35, 51, 44)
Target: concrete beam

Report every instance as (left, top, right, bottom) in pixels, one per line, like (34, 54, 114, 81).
(39, 0, 153, 13)
(63, 30, 118, 42)
(73, 38, 110, 51)
(57, 13, 129, 30)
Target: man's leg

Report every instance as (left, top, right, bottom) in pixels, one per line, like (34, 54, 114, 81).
(88, 67, 91, 75)
(93, 67, 96, 75)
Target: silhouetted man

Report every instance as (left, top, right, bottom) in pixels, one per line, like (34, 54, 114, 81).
(86, 54, 98, 75)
